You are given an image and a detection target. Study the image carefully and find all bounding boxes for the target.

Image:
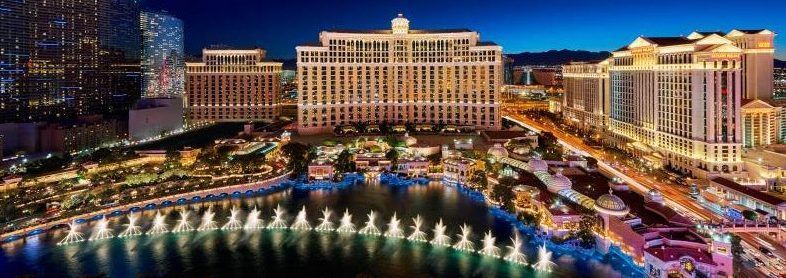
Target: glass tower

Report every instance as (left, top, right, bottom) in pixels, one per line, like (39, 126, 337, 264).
(140, 11, 184, 98)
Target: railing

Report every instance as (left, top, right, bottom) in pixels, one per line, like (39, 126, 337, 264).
(1, 171, 291, 242)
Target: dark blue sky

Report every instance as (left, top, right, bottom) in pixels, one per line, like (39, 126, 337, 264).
(143, 0, 786, 59)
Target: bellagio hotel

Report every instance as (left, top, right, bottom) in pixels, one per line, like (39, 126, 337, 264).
(185, 48, 282, 123)
(563, 30, 775, 179)
(295, 15, 503, 134)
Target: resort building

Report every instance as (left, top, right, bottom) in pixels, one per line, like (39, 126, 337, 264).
(185, 48, 282, 123)
(706, 177, 786, 220)
(442, 157, 479, 185)
(295, 14, 503, 134)
(561, 59, 611, 131)
(608, 32, 750, 178)
(741, 99, 778, 148)
(722, 30, 776, 101)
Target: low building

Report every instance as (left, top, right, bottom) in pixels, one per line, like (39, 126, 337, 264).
(741, 99, 778, 148)
(442, 157, 478, 185)
(707, 177, 786, 220)
(128, 98, 184, 141)
(308, 159, 334, 180)
(395, 157, 430, 176)
(39, 115, 126, 153)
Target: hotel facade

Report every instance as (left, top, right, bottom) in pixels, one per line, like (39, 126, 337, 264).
(561, 59, 610, 131)
(295, 15, 502, 135)
(185, 48, 282, 123)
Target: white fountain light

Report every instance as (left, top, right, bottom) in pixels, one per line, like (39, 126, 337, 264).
(197, 207, 218, 231)
(358, 210, 381, 235)
(430, 218, 451, 247)
(504, 233, 528, 265)
(478, 230, 501, 258)
(452, 223, 475, 252)
(336, 209, 356, 233)
(383, 212, 404, 238)
(222, 206, 243, 230)
(172, 210, 194, 233)
(533, 244, 556, 272)
(146, 211, 169, 235)
(58, 220, 85, 245)
(315, 208, 335, 232)
(290, 205, 312, 230)
(118, 213, 143, 238)
(88, 217, 115, 241)
(407, 215, 427, 242)
(266, 204, 288, 229)
(244, 206, 264, 230)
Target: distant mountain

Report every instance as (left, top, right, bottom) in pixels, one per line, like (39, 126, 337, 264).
(505, 49, 611, 66)
(776, 59, 786, 69)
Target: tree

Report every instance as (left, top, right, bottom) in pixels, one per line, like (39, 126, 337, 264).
(585, 156, 598, 168)
(469, 170, 488, 191)
(334, 150, 356, 174)
(427, 153, 442, 165)
(0, 202, 20, 223)
(573, 213, 598, 248)
(742, 210, 758, 221)
(280, 142, 313, 178)
(491, 176, 516, 211)
(385, 149, 400, 167)
(536, 132, 563, 161)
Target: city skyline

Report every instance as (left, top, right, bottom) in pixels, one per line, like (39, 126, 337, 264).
(143, 0, 786, 60)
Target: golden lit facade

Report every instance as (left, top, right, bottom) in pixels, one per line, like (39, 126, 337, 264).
(721, 30, 776, 101)
(609, 34, 746, 178)
(741, 99, 777, 148)
(561, 59, 610, 130)
(185, 48, 282, 123)
(295, 15, 502, 134)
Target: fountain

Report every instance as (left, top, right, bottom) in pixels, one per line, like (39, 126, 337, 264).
(57, 220, 85, 245)
(532, 244, 556, 272)
(244, 206, 264, 230)
(430, 218, 451, 246)
(222, 206, 243, 230)
(336, 209, 356, 233)
(266, 204, 288, 229)
(478, 230, 501, 258)
(146, 211, 169, 235)
(407, 215, 428, 242)
(172, 210, 194, 233)
(383, 212, 404, 238)
(358, 210, 381, 235)
(452, 223, 475, 252)
(197, 207, 218, 231)
(504, 233, 528, 265)
(290, 206, 312, 230)
(88, 217, 115, 241)
(118, 213, 143, 238)
(315, 208, 335, 232)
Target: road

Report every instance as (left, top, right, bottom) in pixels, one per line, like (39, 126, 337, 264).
(502, 108, 785, 277)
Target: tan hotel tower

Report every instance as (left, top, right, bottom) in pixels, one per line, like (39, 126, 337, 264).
(295, 15, 503, 134)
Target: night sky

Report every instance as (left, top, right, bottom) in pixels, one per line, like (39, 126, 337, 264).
(142, 0, 786, 59)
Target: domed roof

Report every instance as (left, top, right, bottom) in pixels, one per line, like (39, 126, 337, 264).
(594, 190, 629, 216)
(487, 143, 509, 158)
(547, 173, 571, 193)
(528, 159, 548, 172)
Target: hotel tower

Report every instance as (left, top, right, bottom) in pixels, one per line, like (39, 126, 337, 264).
(295, 14, 503, 134)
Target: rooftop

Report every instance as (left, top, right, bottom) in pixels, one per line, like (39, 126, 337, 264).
(711, 177, 786, 206)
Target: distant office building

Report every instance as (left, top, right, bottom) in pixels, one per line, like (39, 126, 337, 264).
(0, 0, 110, 123)
(141, 11, 185, 98)
(296, 14, 502, 134)
(185, 48, 282, 123)
(102, 0, 142, 61)
(39, 115, 127, 153)
(561, 59, 610, 131)
(503, 55, 515, 85)
(128, 98, 184, 141)
(531, 67, 562, 86)
(609, 33, 748, 178)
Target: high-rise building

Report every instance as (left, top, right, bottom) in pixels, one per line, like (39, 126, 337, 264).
(0, 0, 109, 123)
(295, 14, 502, 135)
(141, 11, 184, 98)
(185, 48, 282, 123)
(561, 59, 610, 131)
(608, 33, 747, 178)
(719, 30, 775, 100)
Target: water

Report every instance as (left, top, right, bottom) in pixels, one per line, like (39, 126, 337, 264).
(0, 181, 636, 277)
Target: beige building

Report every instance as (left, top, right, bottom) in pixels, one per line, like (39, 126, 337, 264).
(295, 14, 503, 135)
(185, 48, 282, 123)
(609, 33, 747, 178)
(741, 99, 778, 148)
(721, 29, 776, 100)
(561, 59, 610, 130)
